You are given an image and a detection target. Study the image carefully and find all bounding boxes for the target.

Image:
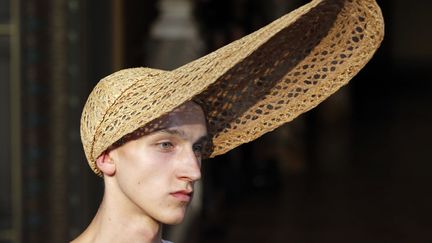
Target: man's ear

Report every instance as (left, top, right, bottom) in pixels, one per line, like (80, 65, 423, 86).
(96, 151, 116, 176)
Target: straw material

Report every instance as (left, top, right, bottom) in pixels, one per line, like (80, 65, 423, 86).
(81, 0, 384, 175)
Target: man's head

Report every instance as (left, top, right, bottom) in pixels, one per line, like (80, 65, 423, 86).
(95, 101, 207, 224)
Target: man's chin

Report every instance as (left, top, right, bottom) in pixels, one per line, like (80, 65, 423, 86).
(159, 209, 187, 225)
(161, 216, 185, 225)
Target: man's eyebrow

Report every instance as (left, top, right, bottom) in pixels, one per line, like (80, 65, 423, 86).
(195, 134, 210, 144)
(156, 128, 209, 143)
(158, 128, 186, 138)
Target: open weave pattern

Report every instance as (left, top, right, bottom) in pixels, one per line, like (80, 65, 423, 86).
(193, 0, 384, 156)
(80, 0, 384, 175)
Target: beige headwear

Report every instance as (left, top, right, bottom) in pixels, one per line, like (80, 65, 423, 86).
(81, 0, 384, 175)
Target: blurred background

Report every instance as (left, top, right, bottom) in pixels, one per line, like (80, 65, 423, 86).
(1, 0, 431, 242)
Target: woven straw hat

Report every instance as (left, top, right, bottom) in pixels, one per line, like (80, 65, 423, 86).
(81, 0, 384, 175)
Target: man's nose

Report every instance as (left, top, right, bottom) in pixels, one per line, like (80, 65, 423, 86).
(177, 146, 201, 182)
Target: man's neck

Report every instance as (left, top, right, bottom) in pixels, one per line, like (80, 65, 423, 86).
(72, 184, 162, 243)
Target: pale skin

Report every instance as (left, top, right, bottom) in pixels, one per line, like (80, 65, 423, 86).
(72, 101, 208, 243)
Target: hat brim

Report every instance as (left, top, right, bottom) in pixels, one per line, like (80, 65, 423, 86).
(175, 0, 384, 157)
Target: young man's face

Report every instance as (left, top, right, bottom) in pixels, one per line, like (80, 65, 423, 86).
(106, 101, 208, 224)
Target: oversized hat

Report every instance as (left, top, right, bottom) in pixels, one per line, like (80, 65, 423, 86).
(81, 0, 384, 175)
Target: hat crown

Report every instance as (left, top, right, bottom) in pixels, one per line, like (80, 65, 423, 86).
(80, 68, 165, 171)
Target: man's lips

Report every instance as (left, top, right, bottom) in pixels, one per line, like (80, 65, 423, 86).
(170, 190, 193, 202)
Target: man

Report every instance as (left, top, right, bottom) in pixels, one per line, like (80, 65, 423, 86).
(73, 101, 205, 242)
(73, 0, 384, 242)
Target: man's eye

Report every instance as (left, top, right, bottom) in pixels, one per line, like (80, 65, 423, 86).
(158, 142, 174, 150)
(193, 144, 203, 153)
